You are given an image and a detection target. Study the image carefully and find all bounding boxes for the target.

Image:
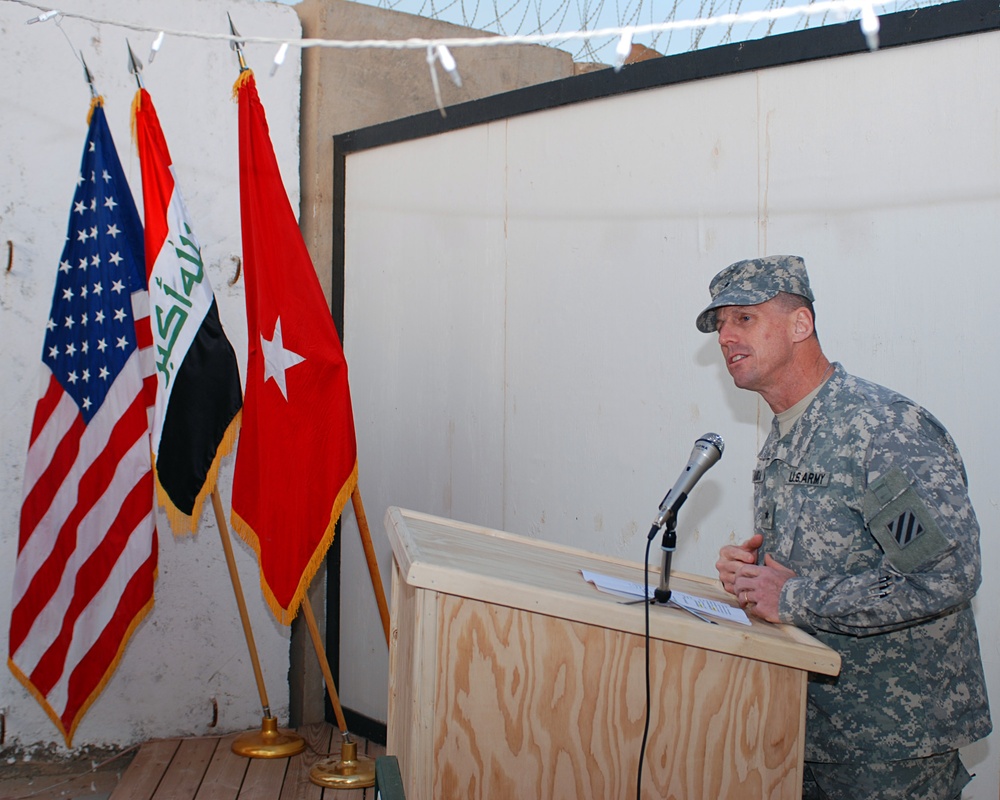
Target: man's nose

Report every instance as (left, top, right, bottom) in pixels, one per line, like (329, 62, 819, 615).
(717, 320, 736, 345)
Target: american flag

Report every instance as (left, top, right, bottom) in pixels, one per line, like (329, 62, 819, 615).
(8, 101, 157, 746)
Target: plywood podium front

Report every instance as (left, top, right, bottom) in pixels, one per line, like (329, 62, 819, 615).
(384, 507, 840, 800)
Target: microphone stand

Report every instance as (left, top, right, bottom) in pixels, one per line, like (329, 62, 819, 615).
(651, 513, 677, 605)
(636, 511, 676, 800)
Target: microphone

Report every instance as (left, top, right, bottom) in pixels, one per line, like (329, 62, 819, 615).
(649, 433, 725, 537)
(649, 433, 724, 604)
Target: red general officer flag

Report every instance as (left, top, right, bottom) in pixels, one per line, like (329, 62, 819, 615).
(230, 70, 358, 624)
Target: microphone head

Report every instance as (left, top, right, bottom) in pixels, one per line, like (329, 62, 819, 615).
(652, 432, 726, 533)
(696, 432, 724, 460)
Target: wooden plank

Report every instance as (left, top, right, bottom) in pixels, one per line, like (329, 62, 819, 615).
(387, 562, 438, 800)
(363, 739, 386, 761)
(278, 722, 331, 800)
(236, 752, 288, 800)
(109, 738, 181, 800)
(193, 733, 248, 800)
(359, 738, 387, 800)
(18, 728, 387, 800)
(151, 737, 219, 800)
(101, 723, 385, 800)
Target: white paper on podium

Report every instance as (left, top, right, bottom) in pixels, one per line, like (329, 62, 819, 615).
(580, 570, 751, 626)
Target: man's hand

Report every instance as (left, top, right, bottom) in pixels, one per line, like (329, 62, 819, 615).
(716, 533, 763, 595)
(733, 554, 797, 623)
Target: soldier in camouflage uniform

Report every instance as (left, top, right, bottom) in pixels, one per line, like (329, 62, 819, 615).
(700, 256, 991, 800)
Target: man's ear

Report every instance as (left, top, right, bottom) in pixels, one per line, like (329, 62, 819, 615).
(791, 307, 814, 343)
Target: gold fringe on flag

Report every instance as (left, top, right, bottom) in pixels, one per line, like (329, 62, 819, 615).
(7, 581, 155, 747)
(154, 409, 243, 536)
(129, 89, 142, 146)
(231, 459, 358, 626)
(86, 94, 105, 125)
(232, 68, 254, 101)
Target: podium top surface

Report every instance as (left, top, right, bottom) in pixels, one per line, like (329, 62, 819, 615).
(385, 506, 840, 677)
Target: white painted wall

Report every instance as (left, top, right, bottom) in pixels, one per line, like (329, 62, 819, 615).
(0, 0, 302, 750)
(342, 30, 1000, 798)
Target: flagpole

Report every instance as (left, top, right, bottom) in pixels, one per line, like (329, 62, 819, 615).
(80, 53, 98, 100)
(298, 488, 386, 787)
(210, 488, 305, 758)
(219, 25, 305, 758)
(226, 25, 381, 772)
(301, 597, 376, 789)
(351, 487, 391, 646)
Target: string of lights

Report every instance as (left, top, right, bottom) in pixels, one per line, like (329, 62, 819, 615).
(9, 0, 891, 57)
(382, 0, 935, 61)
(5, 0, 913, 113)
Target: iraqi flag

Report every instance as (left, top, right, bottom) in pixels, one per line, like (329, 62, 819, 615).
(132, 88, 242, 534)
(231, 70, 358, 625)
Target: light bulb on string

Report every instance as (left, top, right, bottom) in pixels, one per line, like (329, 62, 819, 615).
(614, 30, 633, 72)
(270, 42, 289, 76)
(27, 9, 60, 24)
(149, 31, 165, 62)
(426, 45, 446, 116)
(860, 2, 880, 51)
(435, 44, 462, 87)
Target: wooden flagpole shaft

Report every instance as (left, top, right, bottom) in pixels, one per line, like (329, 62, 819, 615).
(211, 488, 271, 715)
(350, 487, 390, 646)
(301, 596, 349, 734)
(303, 598, 376, 790)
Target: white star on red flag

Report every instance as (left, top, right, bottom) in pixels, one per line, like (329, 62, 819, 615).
(260, 316, 305, 401)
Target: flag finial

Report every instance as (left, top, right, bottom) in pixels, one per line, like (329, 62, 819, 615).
(228, 13, 249, 72)
(80, 52, 97, 99)
(126, 39, 144, 89)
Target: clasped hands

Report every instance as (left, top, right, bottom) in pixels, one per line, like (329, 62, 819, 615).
(716, 533, 796, 624)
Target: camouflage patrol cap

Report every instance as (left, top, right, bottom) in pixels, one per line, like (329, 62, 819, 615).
(696, 255, 814, 333)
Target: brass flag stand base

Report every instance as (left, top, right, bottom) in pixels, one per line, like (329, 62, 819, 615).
(309, 737, 376, 789)
(231, 716, 306, 759)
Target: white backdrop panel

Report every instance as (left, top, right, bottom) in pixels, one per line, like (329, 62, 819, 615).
(342, 29, 999, 798)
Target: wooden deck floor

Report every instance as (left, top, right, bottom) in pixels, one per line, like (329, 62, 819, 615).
(104, 723, 384, 800)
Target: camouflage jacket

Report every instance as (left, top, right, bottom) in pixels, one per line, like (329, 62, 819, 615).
(756, 364, 992, 762)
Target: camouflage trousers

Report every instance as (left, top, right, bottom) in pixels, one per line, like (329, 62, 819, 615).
(803, 750, 971, 800)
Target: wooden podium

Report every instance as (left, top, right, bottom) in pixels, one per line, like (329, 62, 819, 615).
(384, 507, 840, 800)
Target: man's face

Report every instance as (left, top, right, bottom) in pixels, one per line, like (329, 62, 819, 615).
(714, 299, 798, 397)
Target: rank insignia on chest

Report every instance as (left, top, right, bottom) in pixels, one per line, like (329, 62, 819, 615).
(785, 469, 830, 486)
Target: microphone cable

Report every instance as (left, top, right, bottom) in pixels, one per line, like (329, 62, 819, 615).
(636, 525, 658, 800)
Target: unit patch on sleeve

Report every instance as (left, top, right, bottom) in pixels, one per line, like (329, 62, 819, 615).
(887, 509, 923, 547)
(863, 466, 950, 573)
